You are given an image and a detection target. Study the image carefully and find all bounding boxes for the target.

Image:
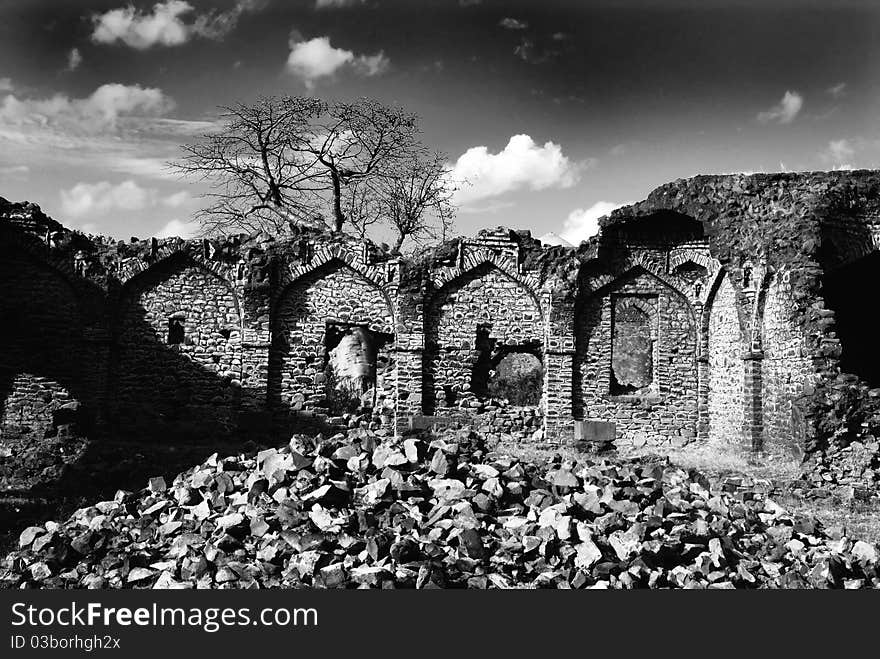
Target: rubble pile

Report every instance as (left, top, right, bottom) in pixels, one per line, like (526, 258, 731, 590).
(800, 439, 880, 501)
(2, 426, 878, 589)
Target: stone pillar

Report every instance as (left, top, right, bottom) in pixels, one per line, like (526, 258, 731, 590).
(543, 350, 574, 441)
(238, 284, 272, 437)
(696, 354, 710, 440)
(743, 350, 764, 453)
(81, 326, 112, 431)
(543, 289, 575, 442)
(394, 332, 424, 434)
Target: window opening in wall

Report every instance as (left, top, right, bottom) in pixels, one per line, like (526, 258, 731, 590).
(610, 298, 655, 396)
(822, 252, 880, 385)
(219, 327, 232, 340)
(323, 322, 394, 414)
(469, 323, 496, 399)
(487, 351, 543, 406)
(167, 318, 185, 345)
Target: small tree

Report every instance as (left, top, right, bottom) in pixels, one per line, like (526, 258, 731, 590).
(381, 151, 456, 253)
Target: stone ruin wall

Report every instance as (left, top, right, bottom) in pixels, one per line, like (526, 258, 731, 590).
(0, 251, 85, 437)
(5, 171, 880, 482)
(270, 259, 396, 422)
(114, 257, 244, 438)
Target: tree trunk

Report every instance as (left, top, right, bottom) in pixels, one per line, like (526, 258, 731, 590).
(330, 170, 345, 233)
(393, 233, 405, 254)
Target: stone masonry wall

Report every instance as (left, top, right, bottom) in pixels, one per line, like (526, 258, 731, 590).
(114, 257, 242, 438)
(7, 171, 880, 486)
(576, 268, 699, 447)
(761, 272, 813, 456)
(707, 272, 745, 448)
(270, 260, 395, 418)
(425, 262, 543, 414)
(0, 251, 84, 437)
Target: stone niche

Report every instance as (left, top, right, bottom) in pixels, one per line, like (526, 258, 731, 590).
(576, 267, 699, 447)
(610, 295, 657, 396)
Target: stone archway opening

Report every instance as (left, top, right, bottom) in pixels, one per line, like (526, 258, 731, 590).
(324, 322, 393, 415)
(486, 350, 543, 406)
(823, 252, 880, 385)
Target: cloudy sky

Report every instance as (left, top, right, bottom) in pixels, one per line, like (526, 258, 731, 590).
(1, 0, 880, 242)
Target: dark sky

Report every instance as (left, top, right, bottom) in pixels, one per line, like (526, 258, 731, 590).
(1, 0, 879, 241)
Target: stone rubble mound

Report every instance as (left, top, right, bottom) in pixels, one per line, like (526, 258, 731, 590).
(2, 427, 878, 589)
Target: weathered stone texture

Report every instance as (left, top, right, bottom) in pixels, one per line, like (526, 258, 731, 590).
(761, 272, 812, 456)
(270, 260, 395, 418)
(577, 268, 699, 447)
(425, 263, 542, 414)
(115, 258, 242, 437)
(707, 273, 745, 447)
(0, 252, 84, 436)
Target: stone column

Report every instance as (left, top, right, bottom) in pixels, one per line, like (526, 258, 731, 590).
(238, 284, 272, 437)
(696, 354, 710, 440)
(394, 332, 424, 433)
(543, 290, 575, 442)
(742, 350, 764, 453)
(81, 326, 112, 431)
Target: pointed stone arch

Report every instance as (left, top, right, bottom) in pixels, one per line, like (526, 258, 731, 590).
(423, 260, 544, 414)
(113, 252, 244, 439)
(0, 246, 87, 437)
(574, 263, 699, 446)
(269, 256, 396, 426)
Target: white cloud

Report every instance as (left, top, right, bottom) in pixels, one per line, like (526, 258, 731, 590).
(91, 0, 264, 49)
(104, 155, 177, 180)
(286, 36, 390, 88)
(0, 78, 13, 92)
(92, 0, 192, 48)
(822, 138, 855, 169)
(757, 90, 803, 124)
(66, 48, 82, 71)
(499, 17, 528, 30)
(450, 134, 583, 205)
(156, 218, 199, 238)
(60, 180, 192, 218)
(559, 201, 632, 245)
(61, 180, 157, 218)
(0, 83, 174, 132)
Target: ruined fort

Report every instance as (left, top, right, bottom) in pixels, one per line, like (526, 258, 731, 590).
(3, 170, 880, 496)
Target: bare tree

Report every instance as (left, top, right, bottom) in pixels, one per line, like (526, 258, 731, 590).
(176, 96, 431, 237)
(176, 97, 329, 234)
(300, 98, 420, 233)
(380, 151, 456, 253)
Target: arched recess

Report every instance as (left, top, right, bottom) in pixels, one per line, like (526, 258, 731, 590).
(575, 265, 698, 446)
(269, 258, 395, 420)
(423, 261, 544, 414)
(703, 269, 746, 447)
(112, 253, 243, 439)
(0, 249, 86, 437)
